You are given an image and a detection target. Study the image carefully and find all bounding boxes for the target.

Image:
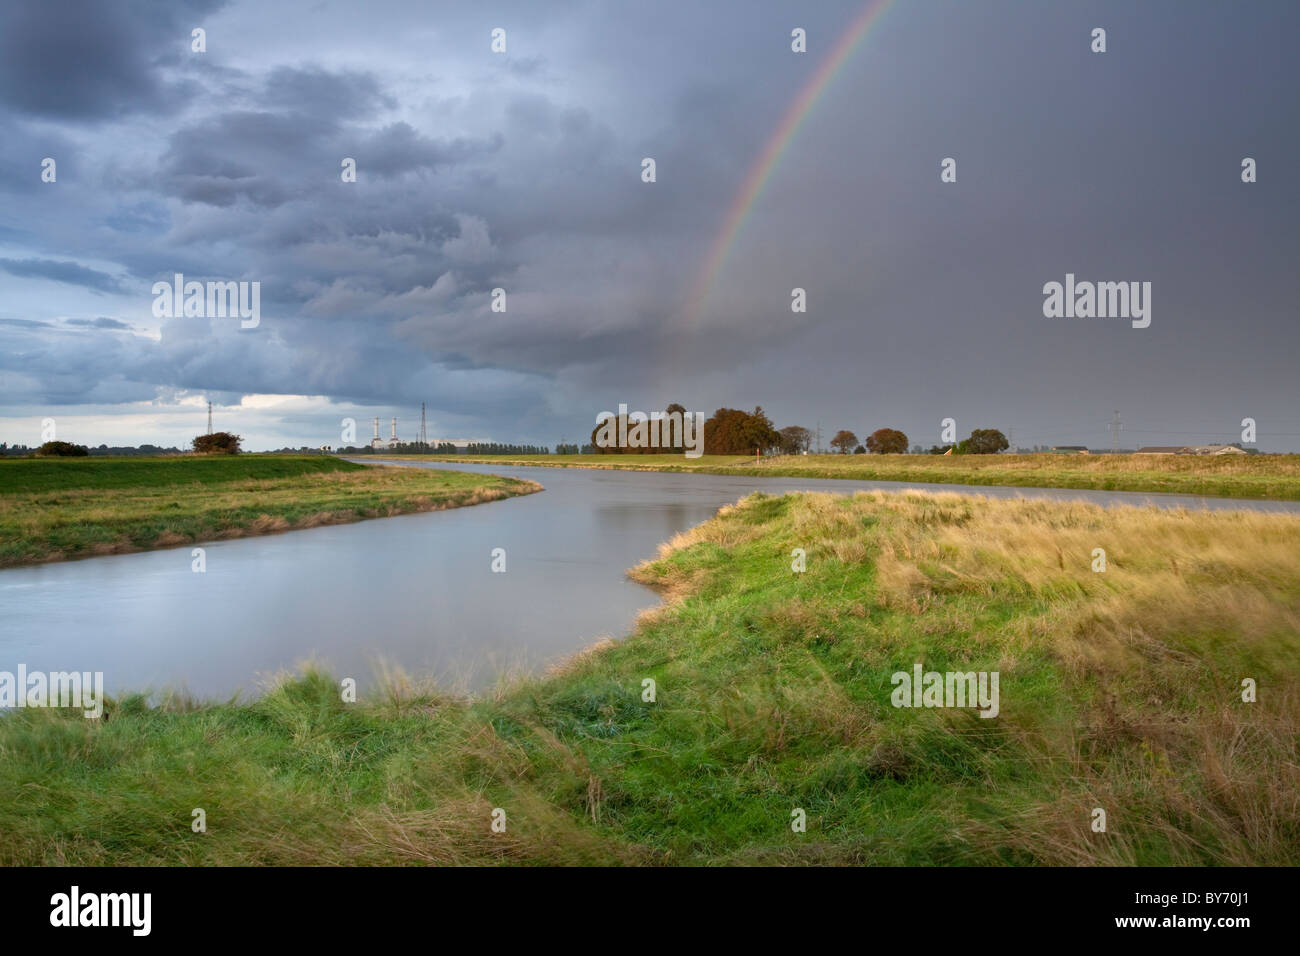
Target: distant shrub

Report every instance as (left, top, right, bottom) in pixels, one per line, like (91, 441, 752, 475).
(866, 428, 910, 455)
(956, 429, 1009, 455)
(830, 429, 858, 454)
(192, 432, 242, 454)
(35, 441, 89, 457)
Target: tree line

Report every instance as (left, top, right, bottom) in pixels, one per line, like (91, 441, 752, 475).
(588, 406, 1012, 457)
(829, 427, 1009, 455)
(588, 405, 785, 455)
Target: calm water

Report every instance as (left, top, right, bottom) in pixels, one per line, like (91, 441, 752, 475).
(3, 460, 1296, 700)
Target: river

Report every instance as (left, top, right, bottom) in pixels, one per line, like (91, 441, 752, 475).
(2, 460, 1295, 701)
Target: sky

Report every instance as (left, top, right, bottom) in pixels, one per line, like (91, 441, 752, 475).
(0, 0, 1296, 452)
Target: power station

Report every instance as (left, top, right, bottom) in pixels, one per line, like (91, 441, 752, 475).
(370, 416, 403, 450)
(363, 408, 436, 450)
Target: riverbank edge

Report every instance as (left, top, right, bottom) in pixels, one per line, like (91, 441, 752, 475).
(367, 454, 1300, 502)
(0, 470, 543, 570)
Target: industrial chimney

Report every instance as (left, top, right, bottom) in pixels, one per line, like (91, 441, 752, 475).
(391, 417, 398, 441)
(373, 417, 380, 441)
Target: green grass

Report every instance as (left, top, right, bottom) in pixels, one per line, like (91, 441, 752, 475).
(2, 489, 1295, 865)
(0, 453, 363, 493)
(0, 455, 541, 568)
(375, 451, 1300, 501)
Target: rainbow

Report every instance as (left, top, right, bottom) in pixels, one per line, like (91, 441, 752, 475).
(686, 0, 896, 324)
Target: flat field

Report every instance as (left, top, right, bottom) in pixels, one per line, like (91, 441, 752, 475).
(0, 455, 540, 568)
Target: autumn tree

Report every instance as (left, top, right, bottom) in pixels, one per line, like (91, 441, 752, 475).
(865, 427, 909, 454)
(830, 429, 858, 454)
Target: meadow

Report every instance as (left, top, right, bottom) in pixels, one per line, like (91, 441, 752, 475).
(2, 489, 1294, 865)
(380, 451, 1300, 501)
(0, 455, 540, 568)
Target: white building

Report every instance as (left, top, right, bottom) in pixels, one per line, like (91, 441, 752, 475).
(370, 417, 402, 450)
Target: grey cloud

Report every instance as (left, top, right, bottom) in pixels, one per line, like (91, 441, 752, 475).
(357, 122, 503, 178)
(155, 109, 500, 208)
(0, 0, 227, 120)
(0, 258, 125, 293)
(66, 317, 131, 329)
(264, 66, 395, 118)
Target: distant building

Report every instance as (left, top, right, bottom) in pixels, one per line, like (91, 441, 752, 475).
(1136, 444, 1247, 455)
(370, 417, 402, 450)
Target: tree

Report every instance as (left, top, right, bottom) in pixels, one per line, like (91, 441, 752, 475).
(193, 432, 242, 454)
(830, 430, 858, 454)
(853, 444, 866, 454)
(865, 428, 909, 454)
(956, 429, 1009, 455)
(703, 407, 780, 455)
(656, 403, 691, 455)
(591, 401, 691, 454)
(777, 425, 812, 455)
(35, 440, 88, 457)
(737, 406, 781, 454)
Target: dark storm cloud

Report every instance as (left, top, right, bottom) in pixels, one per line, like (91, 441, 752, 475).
(157, 110, 339, 207)
(0, 0, 1297, 452)
(0, 258, 124, 293)
(0, 0, 226, 119)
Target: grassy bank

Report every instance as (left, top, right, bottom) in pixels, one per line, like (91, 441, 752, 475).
(0, 455, 541, 568)
(374, 452, 1300, 501)
(2, 489, 1296, 865)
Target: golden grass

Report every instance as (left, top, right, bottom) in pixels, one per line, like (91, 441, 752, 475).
(631, 489, 1300, 863)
